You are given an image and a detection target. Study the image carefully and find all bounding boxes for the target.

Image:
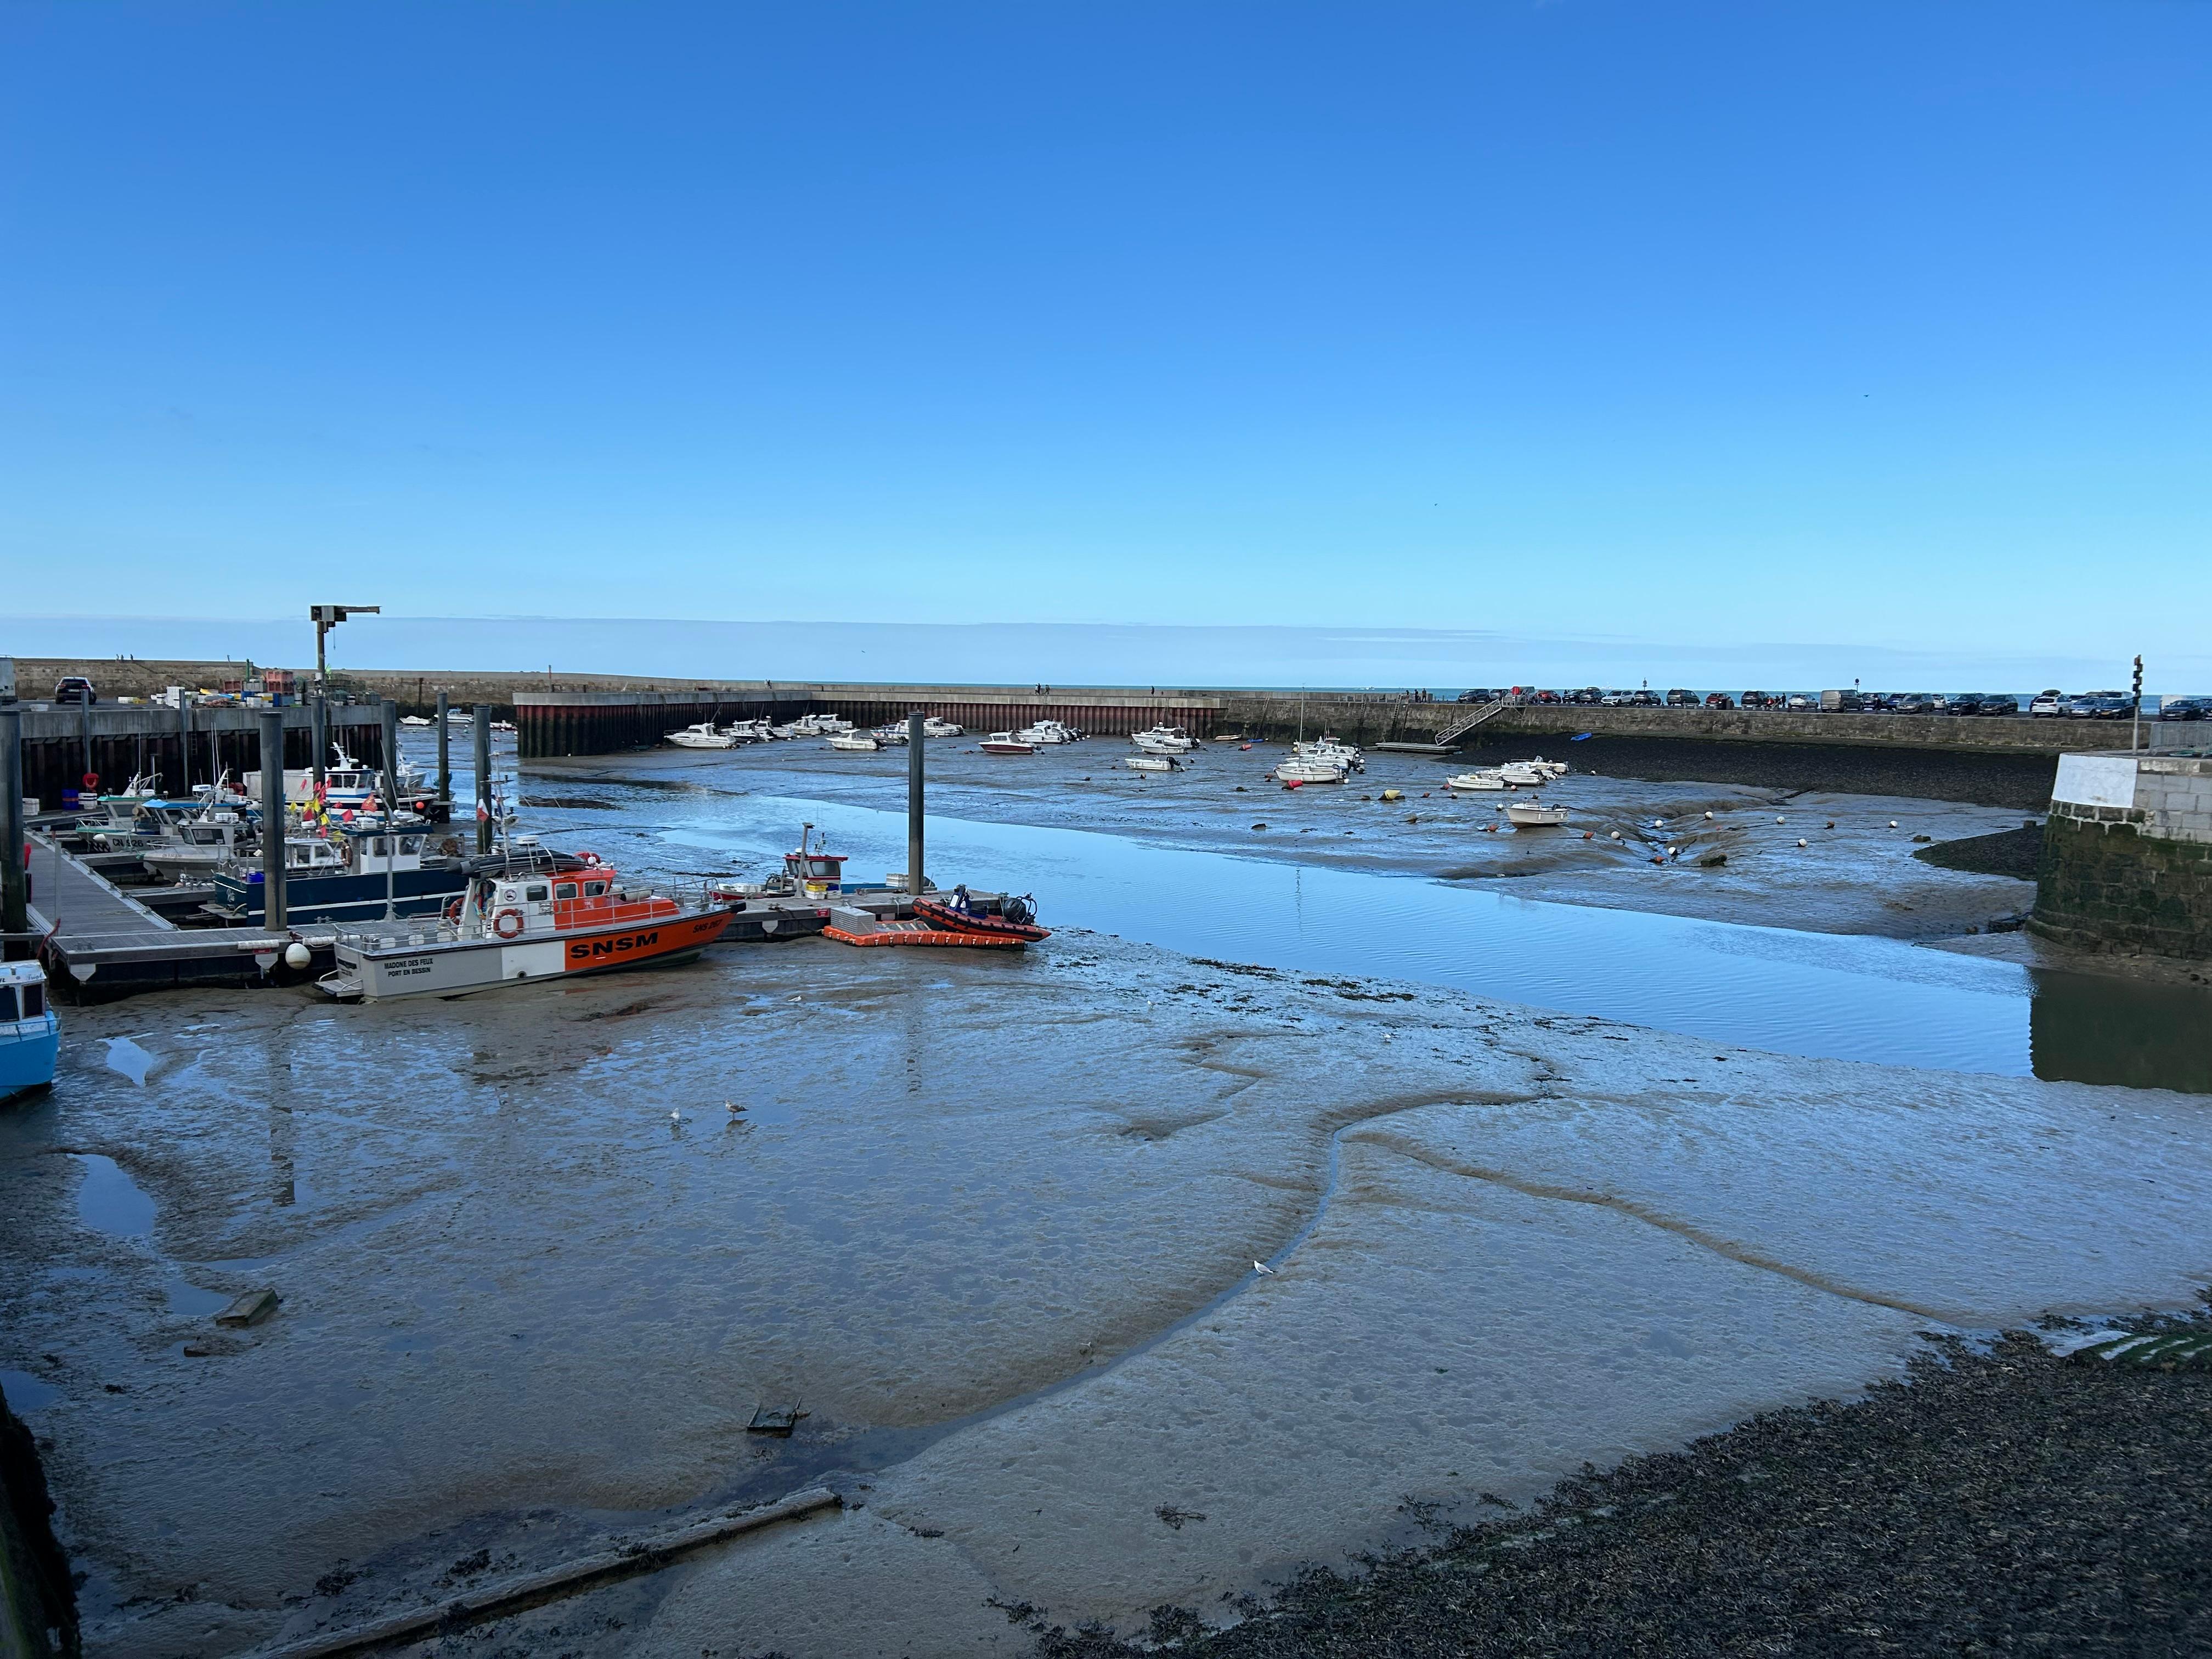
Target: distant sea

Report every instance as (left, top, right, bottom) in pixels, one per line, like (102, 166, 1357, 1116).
(9, 615, 2202, 697)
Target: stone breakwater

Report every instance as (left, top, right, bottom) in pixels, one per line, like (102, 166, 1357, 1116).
(2033, 753, 2212, 961)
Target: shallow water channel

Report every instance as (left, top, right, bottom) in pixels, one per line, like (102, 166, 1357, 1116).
(620, 788, 2211, 1094)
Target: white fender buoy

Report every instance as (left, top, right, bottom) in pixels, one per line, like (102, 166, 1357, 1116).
(283, 942, 310, 969)
(1797, 838, 1808, 848)
(1889, 820, 1899, 829)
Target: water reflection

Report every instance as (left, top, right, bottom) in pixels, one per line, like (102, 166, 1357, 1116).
(617, 787, 2208, 1095)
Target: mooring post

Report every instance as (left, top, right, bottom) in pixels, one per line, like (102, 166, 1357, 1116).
(436, 689, 452, 804)
(473, 705, 493, 854)
(907, 709, 926, 898)
(78, 697, 92, 795)
(1, 705, 27, 941)
(258, 709, 288, 933)
(311, 694, 328, 792)
(380, 699, 403, 921)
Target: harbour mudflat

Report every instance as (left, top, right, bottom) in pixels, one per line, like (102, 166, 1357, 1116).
(4, 933, 2211, 1656)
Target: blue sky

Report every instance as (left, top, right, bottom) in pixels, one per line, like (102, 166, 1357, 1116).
(4, 3, 2208, 684)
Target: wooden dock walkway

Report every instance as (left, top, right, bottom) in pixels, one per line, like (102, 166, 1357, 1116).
(29, 833, 290, 998)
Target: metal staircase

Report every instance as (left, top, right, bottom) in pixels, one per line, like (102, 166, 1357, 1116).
(1431, 697, 1513, 747)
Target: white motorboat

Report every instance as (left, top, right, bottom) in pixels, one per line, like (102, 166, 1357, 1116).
(1125, 754, 1181, 772)
(871, 722, 911, 745)
(774, 713, 853, 739)
(490, 720, 517, 735)
(1275, 758, 1348, 785)
(667, 722, 737, 749)
(1506, 801, 1570, 827)
(1017, 720, 1082, 745)
(722, 718, 775, 743)
(1444, 770, 1508, 791)
(139, 806, 258, 882)
(1131, 724, 1196, 753)
(825, 733, 881, 752)
(921, 717, 964, 738)
(399, 715, 433, 728)
(1497, 763, 1547, 786)
(980, 732, 1035, 755)
(1294, 735, 1364, 773)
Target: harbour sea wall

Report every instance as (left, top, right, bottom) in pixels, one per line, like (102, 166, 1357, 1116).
(2033, 753, 2212, 961)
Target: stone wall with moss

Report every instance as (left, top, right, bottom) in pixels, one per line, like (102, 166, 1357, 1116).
(2030, 755, 2212, 960)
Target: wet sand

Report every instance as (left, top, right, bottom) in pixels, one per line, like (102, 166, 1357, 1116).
(532, 737, 2039, 941)
(5, 930, 2210, 1656)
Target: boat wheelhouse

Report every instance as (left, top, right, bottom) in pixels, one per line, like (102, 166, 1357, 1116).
(207, 825, 469, 926)
(1, 961, 59, 1104)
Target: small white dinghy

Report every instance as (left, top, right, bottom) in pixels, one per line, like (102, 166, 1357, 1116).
(1506, 800, 1570, 826)
(1444, 771, 1507, 791)
(824, 733, 881, 752)
(1125, 754, 1180, 772)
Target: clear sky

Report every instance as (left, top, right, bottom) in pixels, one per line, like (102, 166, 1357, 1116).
(3, 2, 2208, 684)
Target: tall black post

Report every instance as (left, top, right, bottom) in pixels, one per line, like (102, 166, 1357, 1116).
(473, 705, 493, 854)
(311, 695, 328, 792)
(436, 689, 452, 804)
(258, 709, 287, 932)
(907, 710, 926, 896)
(78, 698, 93, 797)
(1, 706, 26, 940)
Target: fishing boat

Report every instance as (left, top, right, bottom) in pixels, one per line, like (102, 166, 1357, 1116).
(134, 800, 259, 882)
(980, 732, 1035, 755)
(206, 823, 470, 926)
(667, 722, 737, 749)
(1125, 754, 1182, 772)
(708, 828, 851, 901)
(1497, 762, 1548, 786)
(1506, 801, 1570, 827)
(1444, 770, 1508, 791)
(1, 961, 58, 1104)
(825, 733, 881, 752)
(317, 849, 737, 1002)
(723, 718, 775, 743)
(1130, 724, 1197, 753)
(871, 722, 911, 745)
(921, 716, 964, 738)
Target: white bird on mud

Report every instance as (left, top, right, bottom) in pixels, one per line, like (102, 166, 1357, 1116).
(1252, 1260, 1275, 1275)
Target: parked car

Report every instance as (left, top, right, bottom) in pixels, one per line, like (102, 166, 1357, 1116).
(1974, 694, 2019, 716)
(1785, 693, 1816, 711)
(2068, 692, 2128, 718)
(1946, 693, 1986, 716)
(1599, 690, 1634, 707)
(1740, 691, 1778, 709)
(1888, 693, 1934, 715)
(52, 676, 97, 705)
(2028, 690, 2066, 718)
(1704, 692, 1735, 709)
(1455, 687, 1502, 704)
(1568, 687, 1602, 706)
(2158, 696, 2209, 720)
(1665, 689, 1699, 708)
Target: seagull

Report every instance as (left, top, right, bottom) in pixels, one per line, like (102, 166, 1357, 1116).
(1252, 1260, 1275, 1274)
(726, 1101, 743, 1114)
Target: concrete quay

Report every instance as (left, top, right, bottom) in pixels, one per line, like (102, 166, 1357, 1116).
(2033, 751, 2212, 961)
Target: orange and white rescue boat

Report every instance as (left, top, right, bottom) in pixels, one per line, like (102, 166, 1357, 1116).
(317, 849, 737, 1001)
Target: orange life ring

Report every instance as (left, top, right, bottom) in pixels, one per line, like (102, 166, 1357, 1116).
(443, 897, 464, 923)
(493, 907, 526, 939)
